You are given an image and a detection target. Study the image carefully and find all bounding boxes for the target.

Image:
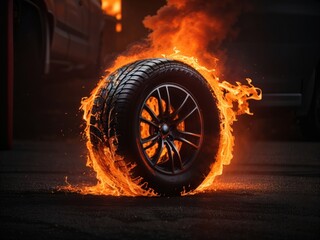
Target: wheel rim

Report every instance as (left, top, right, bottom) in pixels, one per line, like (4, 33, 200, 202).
(138, 84, 203, 175)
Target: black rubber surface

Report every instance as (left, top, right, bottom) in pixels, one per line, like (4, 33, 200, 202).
(89, 58, 220, 195)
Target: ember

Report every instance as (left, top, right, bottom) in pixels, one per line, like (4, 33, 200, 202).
(63, 0, 261, 196)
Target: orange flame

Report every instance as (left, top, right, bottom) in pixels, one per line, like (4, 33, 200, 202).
(163, 49, 261, 195)
(62, 0, 262, 196)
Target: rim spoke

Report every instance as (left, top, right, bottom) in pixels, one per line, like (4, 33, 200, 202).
(143, 137, 159, 150)
(165, 86, 171, 114)
(165, 142, 175, 173)
(156, 88, 164, 117)
(152, 140, 164, 165)
(174, 106, 198, 124)
(167, 140, 183, 169)
(176, 136, 200, 149)
(171, 94, 189, 119)
(144, 104, 160, 123)
(177, 130, 201, 138)
(141, 133, 160, 144)
(140, 117, 158, 128)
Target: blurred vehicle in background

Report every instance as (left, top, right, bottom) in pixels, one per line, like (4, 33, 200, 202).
(224, 0, 320, 139)
(2, 0, 117, 149)
(14, 0, 116, 79)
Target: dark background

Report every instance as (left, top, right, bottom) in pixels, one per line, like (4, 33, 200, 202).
(1, 0, 319, 239)
(9, 0, 314, 142)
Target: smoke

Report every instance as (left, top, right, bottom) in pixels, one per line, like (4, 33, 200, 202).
(110, 0, 248, 74)
(147, 0, 246, 63)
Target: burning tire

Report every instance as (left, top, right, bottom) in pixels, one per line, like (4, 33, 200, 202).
(90, 58, 220, 195)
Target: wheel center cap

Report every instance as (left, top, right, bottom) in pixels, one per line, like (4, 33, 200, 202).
(161, 123, 170, 134)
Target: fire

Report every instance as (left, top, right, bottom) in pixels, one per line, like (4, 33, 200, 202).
(62, 0, 261, 196)
(162, 50, 261, 194)
(101, 0, 122, 32)
(140, 96, 184, 165)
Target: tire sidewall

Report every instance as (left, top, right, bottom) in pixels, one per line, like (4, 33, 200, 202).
(118, 63, 220, 193)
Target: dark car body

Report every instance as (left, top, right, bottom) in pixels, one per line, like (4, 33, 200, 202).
(0, 0, 116, 149)
(14, 0, 115, 75)
(45, 0, 105, 72)
(225, 0, 320, 115)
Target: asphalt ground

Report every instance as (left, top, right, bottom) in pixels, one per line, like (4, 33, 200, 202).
(1, 134, 320, 239)
(1, 76, 319, 239)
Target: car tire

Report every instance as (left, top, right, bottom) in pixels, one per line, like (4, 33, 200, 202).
(89, 58, 220, 195)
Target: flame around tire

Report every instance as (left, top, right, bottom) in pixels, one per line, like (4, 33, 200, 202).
(64, 50, 262, 197)
(63, 0, 262, 196)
